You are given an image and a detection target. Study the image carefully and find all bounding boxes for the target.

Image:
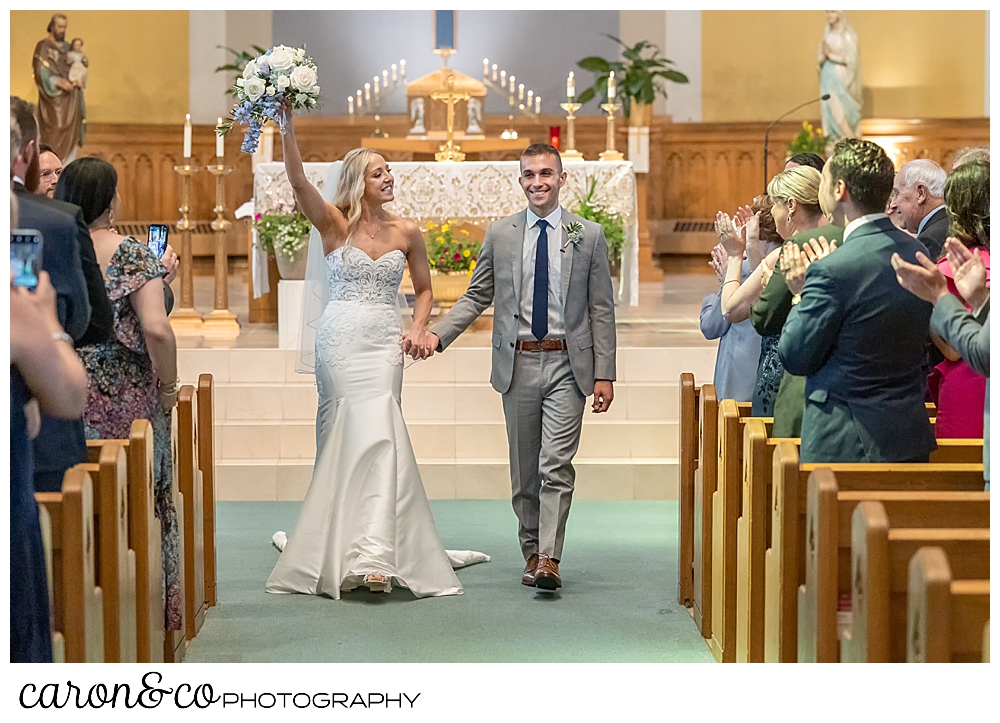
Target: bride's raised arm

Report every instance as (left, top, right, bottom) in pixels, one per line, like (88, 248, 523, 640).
(278, 103, 340, 239)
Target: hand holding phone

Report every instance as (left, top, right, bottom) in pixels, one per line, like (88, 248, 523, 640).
(147, 224, 169, 258)
(10, 230, 44, 291)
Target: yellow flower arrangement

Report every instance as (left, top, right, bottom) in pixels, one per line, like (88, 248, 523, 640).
(423, 219, 482, 274)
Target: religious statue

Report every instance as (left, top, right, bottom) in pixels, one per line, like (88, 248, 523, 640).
(32, 13, 86, 162)
(409, 97, 426, 136)
(466, 97, 484, 136)
(817, 10, 861, 147)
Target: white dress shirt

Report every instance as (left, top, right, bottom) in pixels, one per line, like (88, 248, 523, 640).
(842, 212, 887, 243)
(519, 206, 565, 341)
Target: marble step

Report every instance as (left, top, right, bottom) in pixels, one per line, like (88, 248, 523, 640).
(178, 346, 718, 387)
(214, 419, 679, 461)
(210, 381, 684, 423)
(214, 458, 679, 502)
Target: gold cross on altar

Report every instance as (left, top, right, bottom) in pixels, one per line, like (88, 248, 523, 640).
(430, 73, 471, 162)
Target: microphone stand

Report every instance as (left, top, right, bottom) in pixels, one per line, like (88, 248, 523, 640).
(763, 94, 830, 190)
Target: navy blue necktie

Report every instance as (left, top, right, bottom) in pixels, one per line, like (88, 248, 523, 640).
(532, 219, 549, 341)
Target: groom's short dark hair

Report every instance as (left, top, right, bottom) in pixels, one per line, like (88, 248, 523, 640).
(521, 143, 562, 174)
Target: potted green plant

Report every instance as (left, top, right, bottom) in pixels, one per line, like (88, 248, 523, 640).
(576, 35, 689, 124)
(254, 205, 312, 280)
(423, 220, 482, 309)
(572, 178, 626, 277)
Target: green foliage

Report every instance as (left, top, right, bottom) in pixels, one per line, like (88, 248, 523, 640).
(214, 45, 269, 97)
(254, 208, 312, 258)
(787, 120, 828, 156)
(424, 221, 482, 275)
(576, 35, 689, 118)
(572, 178, 626, 267)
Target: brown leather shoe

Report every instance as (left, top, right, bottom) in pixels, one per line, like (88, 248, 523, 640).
(521, 553, 539, 587)
(534, 554, 562, 590)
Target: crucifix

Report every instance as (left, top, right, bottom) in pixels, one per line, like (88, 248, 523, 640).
(431, 73, 470, 162)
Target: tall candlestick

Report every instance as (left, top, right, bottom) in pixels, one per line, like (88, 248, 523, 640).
(567, 71, 575, 100)
(382, 70, 388, 88)
(500, 70, 506, 88)
(183, 113, 192, 158)
(483, 58, 489, 78)
(216, 117, 225, 157)
(608, 71, 616, 100)
(492, 64, 498, 82)
(391, 63, 397, 82)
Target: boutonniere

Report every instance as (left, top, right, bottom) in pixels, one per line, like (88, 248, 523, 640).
(561, 221, 584, 252)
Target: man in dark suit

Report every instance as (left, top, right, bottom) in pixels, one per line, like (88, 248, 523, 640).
(777, 139, 936, 463)
(890, 158, 948, 261)
(11, 96, 114, 492)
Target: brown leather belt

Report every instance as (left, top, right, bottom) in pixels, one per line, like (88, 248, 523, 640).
(515, 339, 568, 352)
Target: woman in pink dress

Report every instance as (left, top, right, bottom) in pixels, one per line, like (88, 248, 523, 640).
(928, 160, 989, 439)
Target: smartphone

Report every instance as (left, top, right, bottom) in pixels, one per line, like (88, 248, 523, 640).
(10, 229, 44, 291)
(148, 224, 169, 258)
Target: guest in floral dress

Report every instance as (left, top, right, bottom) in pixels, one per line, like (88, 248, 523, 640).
(55, 158, 182, 632)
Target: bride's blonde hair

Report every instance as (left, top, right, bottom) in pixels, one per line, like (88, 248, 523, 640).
(332, 147, 381, 242)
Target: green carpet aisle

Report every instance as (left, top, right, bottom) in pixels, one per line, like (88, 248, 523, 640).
(184, 500, 714, 663)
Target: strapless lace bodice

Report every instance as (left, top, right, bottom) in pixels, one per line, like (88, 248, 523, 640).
(326, 245, 405, 306)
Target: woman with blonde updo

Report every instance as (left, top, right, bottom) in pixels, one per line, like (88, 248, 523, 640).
(265, 102, 485, 600)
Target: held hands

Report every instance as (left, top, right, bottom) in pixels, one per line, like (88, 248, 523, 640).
(715, 211, 746, 258)
(402, 329, 439, 360)
(891, 250, 950, 304)
(592, 381, 614, 414)
(944, 237, 989, 310)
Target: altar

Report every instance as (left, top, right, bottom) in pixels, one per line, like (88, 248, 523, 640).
(252, 160, 640, 347)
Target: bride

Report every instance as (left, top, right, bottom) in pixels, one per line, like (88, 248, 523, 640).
(265, 105, 483, 598)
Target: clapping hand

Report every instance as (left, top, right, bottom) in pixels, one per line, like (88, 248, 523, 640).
(890, 250, 949, 304)
(709, 243, 727, 280)
(944, 237, 989, 310)
(780, 236, 837, 295)
(715, 211, 746, 258)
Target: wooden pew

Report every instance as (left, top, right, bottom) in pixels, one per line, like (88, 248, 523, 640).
(81, 441, 138, 662)
(692, 385, 718, 637)
(678, 373, 699, 608)
(799, 469, 989, 662)
(764, 441, 985, 663)
(709, 399, 753, 661)
(198, 373, 218, 609)
(38, 504, 65, 663)
(178, 385, 207, 640)
(984, 621, 990, 662)
(907, 547, 990, 662)
(164, 407, 189, 663)
(842, 501, 989, 662)
(35, 466, 104, 663)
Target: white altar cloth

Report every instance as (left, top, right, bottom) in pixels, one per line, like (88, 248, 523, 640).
(252, 160, 639, 306)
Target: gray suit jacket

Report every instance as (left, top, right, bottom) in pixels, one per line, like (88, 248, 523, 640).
(433, 207, 616, 395)
(931, 295, 989, 481)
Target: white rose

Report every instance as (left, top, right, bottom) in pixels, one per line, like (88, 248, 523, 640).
(276, 74, 290, 90)
(242, 60, 257, 80)
(244, 77, 266, 102)
(266, 85, 276, 96)
(268, 47, 294, 72)
(294, 48, 305, 62)
(290, 65, 318, 92)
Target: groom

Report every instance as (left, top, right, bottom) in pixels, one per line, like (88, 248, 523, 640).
(415, 144, 617, 591)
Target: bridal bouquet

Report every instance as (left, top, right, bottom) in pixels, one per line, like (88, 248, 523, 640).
(218, 44, 320, 154)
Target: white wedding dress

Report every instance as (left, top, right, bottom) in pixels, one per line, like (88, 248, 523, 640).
(265, 244, 482, 599)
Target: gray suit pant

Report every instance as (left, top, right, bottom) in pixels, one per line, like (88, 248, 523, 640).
(501, 349, 586, 562)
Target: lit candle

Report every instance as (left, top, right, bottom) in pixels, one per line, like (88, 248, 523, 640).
(356, 90, 363, 109)
(500, 70, 506, 89)
(374, 77, 380, 99)
(526, 89, 533, 108)
(608, 71, 616, 101)
(535, 96, 541, 114)
(382, 70, 388, 88)
(492, 64, 498, 82)
(364, 83, 371, 103)
(567, 71, 575, 100)
(483, 58, 489, 78)
(518, 83, 524, 101)
(348, 96, 354, 116)
(400, 59, 406, 81)
(216, 117, 225, 158)
(508, 76, 515, 99)
(391, 63, 397, 83)
(183, 113, 192, 158)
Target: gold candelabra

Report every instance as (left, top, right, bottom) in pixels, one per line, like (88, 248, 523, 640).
(349, 61, 407, 139)
(202, 160, 239, 339)
(559, 100, 584, 161)
(170, 163, 203, 333)
(482, 61, 540, 139)
(599, 100, 624, 162)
